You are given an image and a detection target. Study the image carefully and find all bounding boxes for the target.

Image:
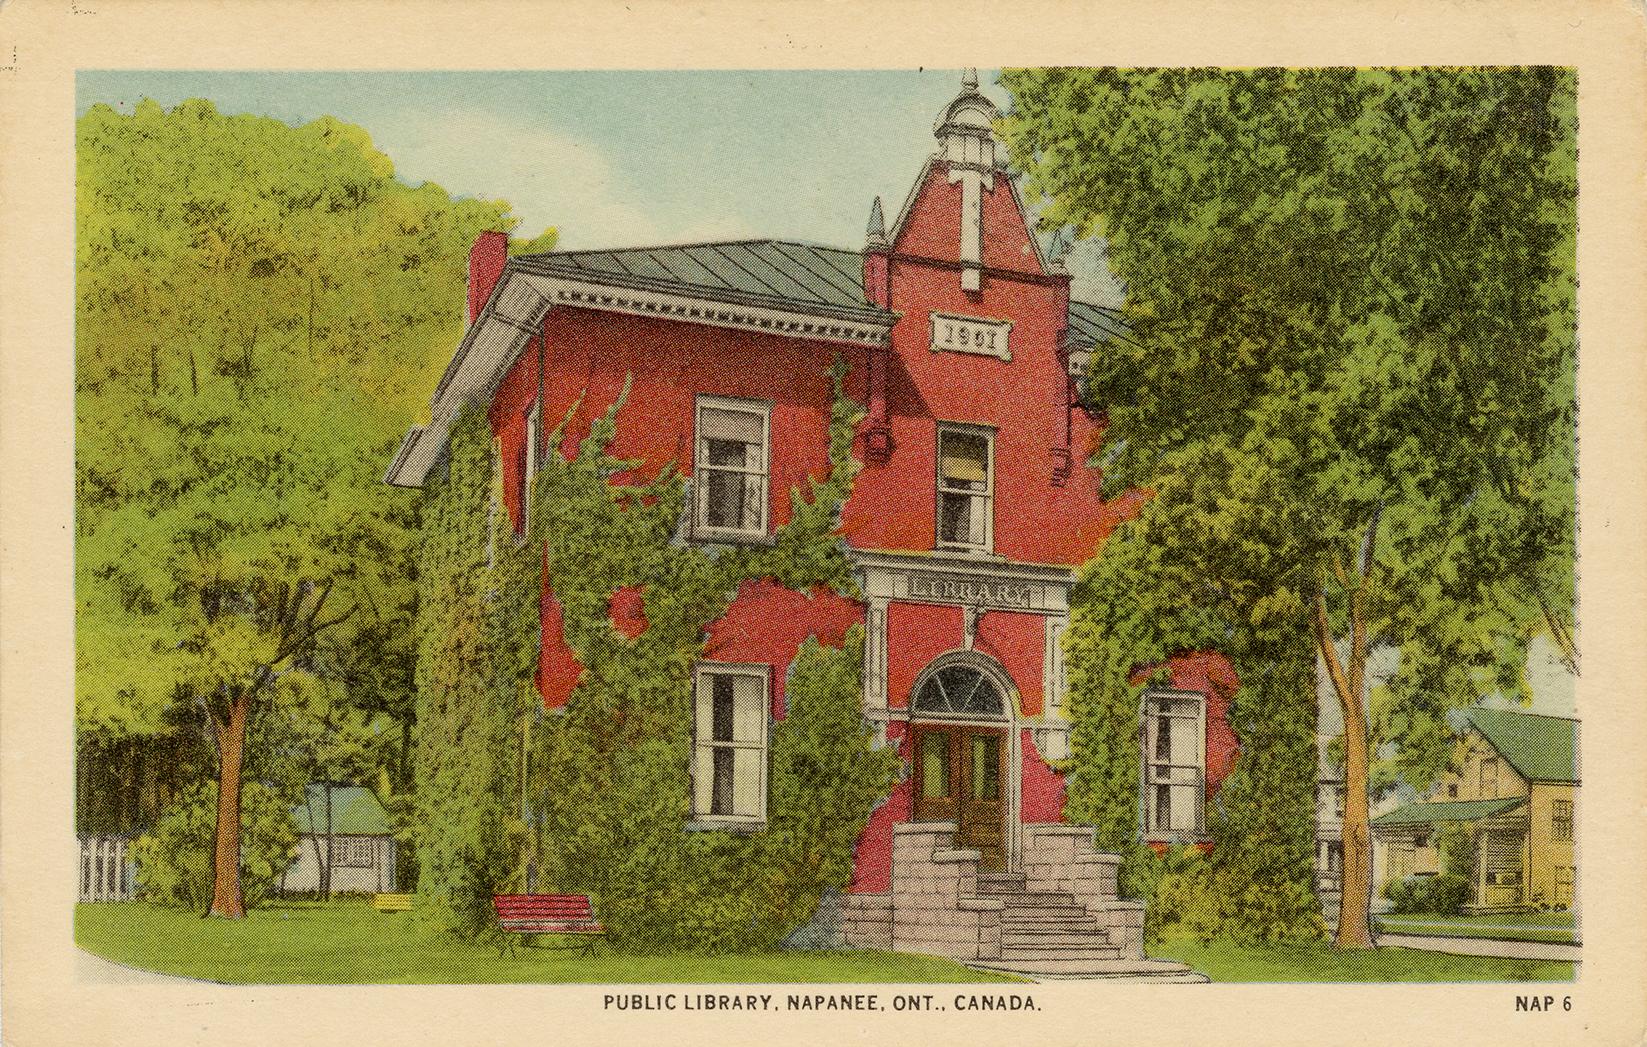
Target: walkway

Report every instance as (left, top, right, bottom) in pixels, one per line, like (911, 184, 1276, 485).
(1374, 933, 1581, 963)
(75, 949, 220, 985)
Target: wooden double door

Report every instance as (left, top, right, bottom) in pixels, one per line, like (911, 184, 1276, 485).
(911, 722, 1006, 872)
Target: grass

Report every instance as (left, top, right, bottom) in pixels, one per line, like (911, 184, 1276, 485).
(74, 900, 1020, 985)
(1148, 934, 1574, 983)
(1373, 911, 1578, 944)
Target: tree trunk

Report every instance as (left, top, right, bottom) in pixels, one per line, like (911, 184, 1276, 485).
(1315, 591, 1376, 950)
(209, 694, 251, 919)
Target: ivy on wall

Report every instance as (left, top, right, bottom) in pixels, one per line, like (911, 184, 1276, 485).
(411, 405, 524, 937)
(1061, 521, 1322, 943)
(414, 357, 896, 951)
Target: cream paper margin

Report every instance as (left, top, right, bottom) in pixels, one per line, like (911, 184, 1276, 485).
(2, 1, 1643, 1044)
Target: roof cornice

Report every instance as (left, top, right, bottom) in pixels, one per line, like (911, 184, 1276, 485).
(387, 263, 897, 489)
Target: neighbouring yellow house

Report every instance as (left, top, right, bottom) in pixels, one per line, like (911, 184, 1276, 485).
(1373, 708, 1578, 912)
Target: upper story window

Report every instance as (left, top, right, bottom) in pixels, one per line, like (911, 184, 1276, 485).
(1551, 799, 1573, 841)
(1478, 756, 1498, 796)
(936, 424, 993, 552)
(691, 663, 769, 825)
(695, 396, 770, 538)
(1143, 691, 1204, 838)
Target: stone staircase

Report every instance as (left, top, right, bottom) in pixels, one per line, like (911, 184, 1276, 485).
(967, 872, 1206, 981)
(841, 823, 1207, 983)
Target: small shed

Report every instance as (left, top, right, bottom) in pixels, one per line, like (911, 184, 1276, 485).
(282, 785, 397, 896)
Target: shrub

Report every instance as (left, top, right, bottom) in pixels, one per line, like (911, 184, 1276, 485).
(131, 781, 298, 910)
(1385, 873, 1470, 915)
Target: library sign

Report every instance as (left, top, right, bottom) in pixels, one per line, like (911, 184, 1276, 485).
(907, 572, 1036, 610)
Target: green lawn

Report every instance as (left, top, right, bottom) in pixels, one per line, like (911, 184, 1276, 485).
(1373, 911, 1578, 944)
(75, 901, 1020, 985)
(1148, 935, 1574, 982)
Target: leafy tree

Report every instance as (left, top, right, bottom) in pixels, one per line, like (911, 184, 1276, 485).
(1001, 67, 1575, 948)
(75, 98, 547, 917)
(131, 781, 298, 911)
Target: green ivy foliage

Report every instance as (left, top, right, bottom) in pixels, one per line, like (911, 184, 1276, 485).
(411, 406, 523, 938)
(131, 781, 298, 911)
(416, 357, 895, 951)
(1061, 505, 1323, 942)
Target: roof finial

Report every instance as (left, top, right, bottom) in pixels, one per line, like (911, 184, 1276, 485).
(1047, 228, 1072, 275)
(961, 68, 979, 93)
(866, 196, 888, 250)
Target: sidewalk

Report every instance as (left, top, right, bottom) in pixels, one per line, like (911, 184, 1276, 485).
(1373, 933, 1581, 963)
(75, 949, 220, 985)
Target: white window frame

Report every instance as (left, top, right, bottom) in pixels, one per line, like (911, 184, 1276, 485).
(329, 835, 376, 868)
(693, 395, 771, 541)
(1142, 690, 1206, 840)
(689, 662, 771, 827)
(935, 422, 995, 553)
(521, 398, 541, 537)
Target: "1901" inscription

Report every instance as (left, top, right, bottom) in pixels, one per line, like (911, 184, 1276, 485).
(929, 312, 1012, 362)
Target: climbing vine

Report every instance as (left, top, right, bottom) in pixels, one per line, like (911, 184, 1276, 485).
(415, 355, 896, 950)
(411, 405, 525, 937)
(1062, 505, 1322, 943)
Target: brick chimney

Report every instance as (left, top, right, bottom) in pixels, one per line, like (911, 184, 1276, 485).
(467, 230, 509, 323)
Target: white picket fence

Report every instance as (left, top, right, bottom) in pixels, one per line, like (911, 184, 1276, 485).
(79, 836, 136, 901)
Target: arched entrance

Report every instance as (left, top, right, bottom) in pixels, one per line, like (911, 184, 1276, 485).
(909, 652, 1013, 871)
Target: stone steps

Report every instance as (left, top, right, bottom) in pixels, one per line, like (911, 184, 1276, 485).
(1001, 943, 1125, 961)
(998, 891, 1078, 907)
(999, 905, 1093, 922)
(976, 873, 1026, 895)
(967, 957, 1209, 982)
(1002, 930, 1115, 948)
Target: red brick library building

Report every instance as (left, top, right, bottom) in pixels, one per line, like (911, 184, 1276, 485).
(388, 73, 1227, 977)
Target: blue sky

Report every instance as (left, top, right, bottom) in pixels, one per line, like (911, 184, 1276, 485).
(74, 69, 1573, 718)
(75, 69, 1123, 305)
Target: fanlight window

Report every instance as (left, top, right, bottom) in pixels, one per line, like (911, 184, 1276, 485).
(913, 662, 1005, 718)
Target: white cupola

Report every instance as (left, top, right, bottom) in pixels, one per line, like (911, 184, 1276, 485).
(934, 68, 1005, 173)
(935, 69, 1004, 291)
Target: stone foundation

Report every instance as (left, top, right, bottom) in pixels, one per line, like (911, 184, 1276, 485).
(841, 893, 892, 949)
(888, 822, 1002, 961)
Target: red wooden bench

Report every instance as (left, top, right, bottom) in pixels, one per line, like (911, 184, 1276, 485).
(492, 894, 605, 956)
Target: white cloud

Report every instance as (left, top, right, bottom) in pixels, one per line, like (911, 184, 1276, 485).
(369, 108, 666, 249)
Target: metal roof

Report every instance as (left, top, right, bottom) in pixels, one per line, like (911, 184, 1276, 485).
(1068, 300, 1131, 347)
(513, 239, 1128, 349)
(512, 240, 888, 323)
(1466, 708, 1579, 784)
(291, 785, 393, 836)
(1372, 796, 1528, 827)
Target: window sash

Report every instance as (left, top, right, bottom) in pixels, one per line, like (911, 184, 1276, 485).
(692, 666, 769, 821)
(523, 400, 541, 532)
(1551, 800, 1574, 841)
(694, 398, 769, 535)
(1143, 693, 1205, 835)
(935, 425, 993, 550)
